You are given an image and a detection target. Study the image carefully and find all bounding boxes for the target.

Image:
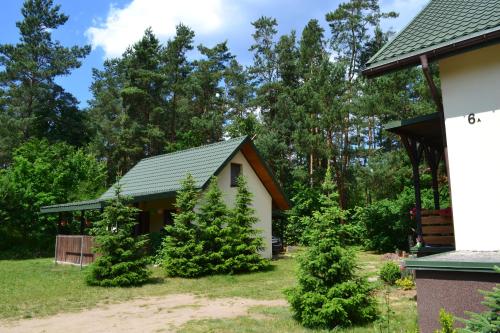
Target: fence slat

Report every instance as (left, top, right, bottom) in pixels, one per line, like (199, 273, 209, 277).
(55, 235, 96, 266)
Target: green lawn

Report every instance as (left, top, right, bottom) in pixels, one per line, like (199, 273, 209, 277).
(0, 251, 417, 332)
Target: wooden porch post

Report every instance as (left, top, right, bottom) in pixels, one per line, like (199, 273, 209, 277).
(424, 145, 442, 210)
(401, 136, 423, 237)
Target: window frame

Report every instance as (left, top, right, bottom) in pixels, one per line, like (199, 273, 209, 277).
(230, 163, 242, 187)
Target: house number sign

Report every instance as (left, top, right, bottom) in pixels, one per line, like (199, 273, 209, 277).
(467, 113, 481, 125)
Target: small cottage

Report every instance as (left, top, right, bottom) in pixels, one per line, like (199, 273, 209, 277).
(42, 136, 289, 260)
(364, 0, 500, 332)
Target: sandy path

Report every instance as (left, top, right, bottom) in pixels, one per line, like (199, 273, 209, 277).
(0, 294, 287, 333)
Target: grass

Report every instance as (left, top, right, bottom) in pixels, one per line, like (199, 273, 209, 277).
(0, 255, 297, 320)
(179, 250, 418, 333)
(0, 250, 417, 332)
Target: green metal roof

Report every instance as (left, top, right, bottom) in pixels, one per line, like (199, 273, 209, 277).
(41, 136, 290, 213)
(364, 0, 500, 76)
(100, 136, 249, 200)
(405, 250, 500, 273)
(40, 199, 104, 213)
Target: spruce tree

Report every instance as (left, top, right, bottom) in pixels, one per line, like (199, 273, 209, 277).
(286, 168, 377, 329)
(460, 268, 500, 332)
(223, 175, 270, 274)
(159, 174, 205, 277)
(86, 186, 150, 287)
(197, 176, 228, 274)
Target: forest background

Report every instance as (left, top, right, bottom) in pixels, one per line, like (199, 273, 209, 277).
(0, 0, 448, 257)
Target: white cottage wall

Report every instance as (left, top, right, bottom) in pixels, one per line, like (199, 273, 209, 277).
(439, 43, 500, 251)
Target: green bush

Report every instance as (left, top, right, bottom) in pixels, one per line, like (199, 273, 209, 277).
(395, 276, 415, 290)
(435, 309, 457, 333)
(286, 168, 377, 329)
(354, 198, 410, 253)
(379, 261, 401, 285)
(0, 139, 106, 257)
(86, 186, 151, 287)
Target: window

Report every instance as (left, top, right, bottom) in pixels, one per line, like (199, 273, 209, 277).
(230, 163, 242, 187)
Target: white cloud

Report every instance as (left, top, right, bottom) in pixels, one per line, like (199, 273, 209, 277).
(86, 0, 241, 58)
(380, 0, 429, 33)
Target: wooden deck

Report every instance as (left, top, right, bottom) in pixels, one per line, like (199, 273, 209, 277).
(55, 235, 96, 266)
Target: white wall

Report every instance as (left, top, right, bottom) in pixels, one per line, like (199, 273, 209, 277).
(215, 151, 273, 259)
(439, 43, 500, 251)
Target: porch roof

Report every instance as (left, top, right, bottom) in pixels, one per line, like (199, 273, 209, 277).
(40, 199, 104, 213)
(385, 112, 443, 149)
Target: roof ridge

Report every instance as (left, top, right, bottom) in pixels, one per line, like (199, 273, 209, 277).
(140, 136, 248, 162)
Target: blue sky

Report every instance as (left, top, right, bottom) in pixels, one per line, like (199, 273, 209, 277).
(1, 0, 428, 107)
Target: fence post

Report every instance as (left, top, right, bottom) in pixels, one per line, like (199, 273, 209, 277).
(80, 236, 84, 270)
(54, 235, 58, 265)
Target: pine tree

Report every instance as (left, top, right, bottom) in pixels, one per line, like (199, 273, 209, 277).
(159, 174, 205, 277)
(197, 176, 228, 273)
(86, 186, 150, 287)
(286, 168, 377, 329)
(223, 175, 270, 274)
(0, 0, 90, 165)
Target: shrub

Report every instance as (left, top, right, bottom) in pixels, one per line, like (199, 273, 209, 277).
(395, 276, 415, 290)
(286, 168, 377, 329)
(86, 186, 151, 287)
(354, 198, 411, 253)
(0, 139, 106, 258)
(379, 261, 401, 285)
(459, 267, 499, 332)
(435, 309, 457, 333)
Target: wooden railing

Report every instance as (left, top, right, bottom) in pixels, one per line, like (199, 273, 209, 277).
(55, 235, 96, 267)
(421, 209, 454, 246)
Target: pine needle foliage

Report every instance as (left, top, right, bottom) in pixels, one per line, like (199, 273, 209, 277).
(286, 167, 377, 329)
(86, 185, 151, 287)
(459, 267, 500, 333)
(197, 176, 228, 274)
(159, 174, 269, 277)
(159, 173, 205, 278)
(222, 175, 270, 274)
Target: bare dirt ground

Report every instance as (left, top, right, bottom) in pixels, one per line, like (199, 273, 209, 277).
(0, 294, 287, 333)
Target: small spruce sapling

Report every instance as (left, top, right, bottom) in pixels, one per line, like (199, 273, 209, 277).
(86, 185, 151, 287)
(159, 174, 205, 278)
(286, 167, 377, 329)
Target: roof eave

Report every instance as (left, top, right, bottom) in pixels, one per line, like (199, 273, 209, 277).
(363, 29, 500, 78)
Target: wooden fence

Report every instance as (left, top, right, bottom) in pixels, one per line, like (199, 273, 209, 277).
(55, 235, 96, 267)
